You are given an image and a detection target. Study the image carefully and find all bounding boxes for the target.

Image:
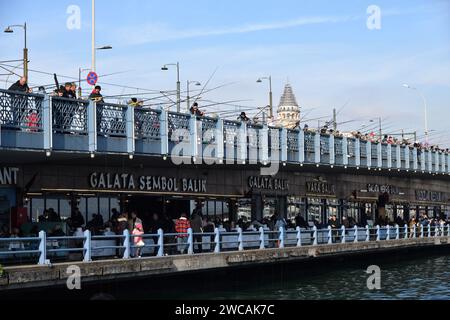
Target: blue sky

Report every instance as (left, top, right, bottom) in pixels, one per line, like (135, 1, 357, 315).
(1, 0, 449, 145)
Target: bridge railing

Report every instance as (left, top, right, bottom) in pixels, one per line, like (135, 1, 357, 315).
(0, 90, 44, 132)
(1, 224, 449, 266)
(1, 88, 449, 175)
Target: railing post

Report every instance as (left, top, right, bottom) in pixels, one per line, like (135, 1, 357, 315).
(314, 133, 321, 164)
(421, 151, 426, 172)
(434, 225, 438, 238)
(260, 227, 266, 249)
(42, 94, 53, 153)
(366, 225, 370, 242)
(342, 137, 348, 166)
(448, 225, 450, 237)
(83, 230, 92, 262)
(237, 227, 244, 251)
(420, 225, 424, 238)
(157, 229, 164, 257)
(377, 143, 382, 168)
(298, 130, 305, 163)
(396, 145, 402, 170)
(238, 121, 248, 164)
(281, 128, 288, 164)
(376, 225, 380, 241)
(38, 231, 47, 265)
(386, 225, 390, 240)
(216, 119, 224, 162)
(190, 115, 199, 161)
(214, 228, 221, 253)
(329, 134, 335, 165)
(341, 226, 346, 244)
(428, 225, 431, 238)
(413, 224, 417, 238)
(366, 141, 372, 168)
(413, 148, 418, 171)
(279, 227, 285, 248)
(296, 227, 302, 247)
(126, 105, 135, 156)
(159, 109, 169, 156)
(187, 228, 194, 255)
(123, 229, 131, 259)
(387, 144, 392, 169)
(355, 139, 361, 167)
(428, 151, 433, 172)
(312, 226, 318, 246)
(396, 225, 400, 240)
(88, 100, 97, 154)
(404, 224, 408, 239)
(354, 226, 358, 243)
(327, 226, 333, 244)
(404, 147, 410, 170)
(260, 125, 269, 165)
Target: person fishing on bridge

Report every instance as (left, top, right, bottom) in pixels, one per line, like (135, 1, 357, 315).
(190, 102, 204, 117)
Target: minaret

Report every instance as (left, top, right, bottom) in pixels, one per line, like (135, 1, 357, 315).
(277, 83, 300, 129)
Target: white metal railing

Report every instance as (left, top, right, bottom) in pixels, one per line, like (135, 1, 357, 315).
(1, 224, 449, 266)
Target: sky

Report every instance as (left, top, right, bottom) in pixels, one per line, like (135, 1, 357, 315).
(0, 0, 449, 146)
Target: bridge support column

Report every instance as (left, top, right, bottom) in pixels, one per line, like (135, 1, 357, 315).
(126, 105, 135, 157)
(43, 95, 53, 153)
(88, 100, 97, 155)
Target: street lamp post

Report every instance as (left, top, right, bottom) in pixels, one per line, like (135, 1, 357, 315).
(403, 84, 429, 144)
(187, 80, 201, 112)
(4, 23, 28, 79)
(162, 62, 181, 113)
(91, 0, 112, 76)
(257, 76, 273, 119)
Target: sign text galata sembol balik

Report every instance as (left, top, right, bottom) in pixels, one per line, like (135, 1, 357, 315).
(89, 172, 207, 193)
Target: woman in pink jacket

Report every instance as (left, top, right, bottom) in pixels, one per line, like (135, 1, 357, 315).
(132, 223, 145, 258)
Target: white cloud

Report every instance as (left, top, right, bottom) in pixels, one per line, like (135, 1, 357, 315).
(115, 15, 355, 45)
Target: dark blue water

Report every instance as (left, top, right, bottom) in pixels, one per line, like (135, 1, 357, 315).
(133, 253, 450, 300)
(5, 252, 450, 300)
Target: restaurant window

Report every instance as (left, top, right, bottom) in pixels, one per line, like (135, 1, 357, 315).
(344, 202, 359, 223)
(428, 207, 435, 219)
(364, 203, 374, 223)
(396, 205, 405, 220)
(410, 206, 418, 220)
(208, 201, 216, 217)
(386, 204, 394, 222)
(237, 199, 251, 222)
(87, 197, 98, 222)
(99, 197, 110, 222)
(45, 198, 58, 214)
(326, 199, 339, 220)
(307, 198, 323, 225)
(263, 198, 277, 219)
(32, 198, 45, 222)
(111, 198, 121, 214)
(287, 197, 306, 224)
(59, 199, 71, 220)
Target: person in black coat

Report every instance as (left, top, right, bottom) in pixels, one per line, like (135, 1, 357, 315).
(8, 77, 31, 93)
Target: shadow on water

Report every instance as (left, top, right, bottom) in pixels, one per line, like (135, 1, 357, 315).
(3, 246, 450, 300)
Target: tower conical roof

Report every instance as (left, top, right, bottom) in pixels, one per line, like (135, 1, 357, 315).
(278, 83, 299, 108)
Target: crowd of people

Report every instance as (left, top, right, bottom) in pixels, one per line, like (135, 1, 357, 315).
(301, 123, 450, 155)
(5, 76, 449, 155)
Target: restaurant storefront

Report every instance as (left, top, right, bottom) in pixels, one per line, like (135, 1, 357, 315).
(0, 161, 449, 232)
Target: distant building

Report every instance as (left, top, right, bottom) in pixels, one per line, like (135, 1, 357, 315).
(277, 83, 300, 129)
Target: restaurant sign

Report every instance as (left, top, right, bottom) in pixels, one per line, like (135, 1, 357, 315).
(415, 190, 444, 203)
(89, 172, 207, 193)
(367, 184, 400, 195)
(0, 167, 19, 185)
(306, 181, 335, 195)
(248, 176, 289, 191)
